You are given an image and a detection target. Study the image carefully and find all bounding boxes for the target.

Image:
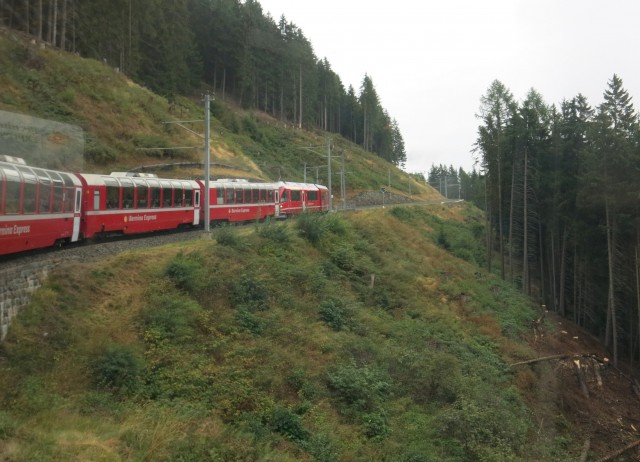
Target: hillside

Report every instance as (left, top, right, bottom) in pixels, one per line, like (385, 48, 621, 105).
(0, 28, 438, 203)
(0, 204, 564, 461)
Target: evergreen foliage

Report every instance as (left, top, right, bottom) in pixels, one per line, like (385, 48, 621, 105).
(0, 0, 406, 165)
(474, 74, 640, 366)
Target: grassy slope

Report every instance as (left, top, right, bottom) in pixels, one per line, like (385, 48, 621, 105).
(0, 205, 576, 461)
(0, 29, 439, 201)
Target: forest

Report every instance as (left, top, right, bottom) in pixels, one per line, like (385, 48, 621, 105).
(0, 0, 407, 166)
(461, 75, 640, 368)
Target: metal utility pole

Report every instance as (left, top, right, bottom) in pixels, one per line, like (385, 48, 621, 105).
(204, 94, 211, 232)
(327, 138, 332, 210)
(340, 150, 346, 209)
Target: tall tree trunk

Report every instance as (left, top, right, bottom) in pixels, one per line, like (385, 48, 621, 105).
(60, 0, 66, 51)
(298, 64, 302, 129)
(559, 226, 568, 316)
(522, 147, 529, 294)
(25, 0, 30, 34)
(52, 0, 57, 47)
(508, 160, 516, 282)
(37, 0, 42, 40)
(605, 196, 618, 366)
(538, 220, 546, 305)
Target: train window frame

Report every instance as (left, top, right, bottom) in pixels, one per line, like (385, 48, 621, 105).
(104, 177, 120, 209)
(133, 178, 149, 209)
(225, 187, 234, 204)
(307, 190, 318, 201)
(160, 180, 172, 207)
(147, 179, 161, 208)
(120, 178, 135, 208)
(280, 190, 288, 203)
(49, 171, 65, 213)
(17, 166, 37, 214)
(183, 183, 193, 207)
(33, 168, 52, 213)
(216, 187, 224, 205)
(171, 181, 183, 207)
(3, 165, 21, 214)
(291, 190, 301, 202)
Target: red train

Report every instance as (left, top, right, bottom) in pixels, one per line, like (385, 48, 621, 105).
(0, 157, 330, 257)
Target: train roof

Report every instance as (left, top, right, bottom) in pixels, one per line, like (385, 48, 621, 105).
(277, 181, 327, 191)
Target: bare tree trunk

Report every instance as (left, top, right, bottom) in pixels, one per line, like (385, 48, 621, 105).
(605, 196, 618, 366)
(508, 160, 515, 282)
(636, 241, 640, 364)
(497, 146, 505, 280)
(25, 0, 30, 34)
(60, 0, 66, 50)
(37, 0, 42, 40)
(522, 147, 529, 294)
(298, 64, 302, 129)
(52, 0, 57, 47)
(559, 226, 568, 316)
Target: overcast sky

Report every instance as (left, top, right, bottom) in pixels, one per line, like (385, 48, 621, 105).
(257, 0, 640, 174)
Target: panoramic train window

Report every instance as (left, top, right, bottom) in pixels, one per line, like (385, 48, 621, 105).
(148, 179, 160, 208)
(17, 167, 37, 214)
(280, 190, 288, 203)
(134, 179, 148, 208)
(49, 172, 65, 213)
(235, 188, 244, 204)
(225, 187, 234, 204)
(120, 178, 134, 208)
(60, 174, 74, 212)
(170, 181, 183, 207)
(184, 184, 193, 207)
(160, 180, 172, 207)
(33, 169, 52, 213)
(2, 166, 21, 214)
(307, 190, 318, 201)
(216, 187, 224, 205)
(291, 190, 301, 201)
(104, 178, 120, 209)
(268, 190, 275, 203)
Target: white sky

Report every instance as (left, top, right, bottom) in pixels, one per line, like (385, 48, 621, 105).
(257, 0, 640, 174)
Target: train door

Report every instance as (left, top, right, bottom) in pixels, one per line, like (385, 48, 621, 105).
(193, 188, 201, 225)
(302, 190, 306, 212)
(274, 189, 280, 218)
(72, 187, 82, 242)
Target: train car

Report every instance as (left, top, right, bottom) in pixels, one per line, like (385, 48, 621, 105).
(0, 156, 82, 256)
(75, 172, 201, 238)
(276, 181, 329, 218)
(202, 179, 279, 225)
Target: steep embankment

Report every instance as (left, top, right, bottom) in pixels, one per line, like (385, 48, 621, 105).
(0, 204, 599, 461)
(0, 28, 439, 202)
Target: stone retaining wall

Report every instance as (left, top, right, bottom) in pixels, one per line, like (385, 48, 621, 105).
(0, 259, 57, 341)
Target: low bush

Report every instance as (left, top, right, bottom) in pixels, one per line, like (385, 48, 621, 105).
(90, 344, 144, 395)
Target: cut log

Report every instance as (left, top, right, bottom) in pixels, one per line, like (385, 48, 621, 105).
(595, 438, 640, 462)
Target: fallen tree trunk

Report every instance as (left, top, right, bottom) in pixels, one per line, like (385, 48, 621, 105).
(595, 438, 640, 462)
(510, 354, 575, 367)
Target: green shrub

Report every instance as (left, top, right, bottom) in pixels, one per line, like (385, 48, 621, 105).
(215, 226, 241, 247)
(327, 362, 391, 412)
(269, 406, 310, 443)
(328, 242, 357, 272)
(235, 308, 265, 334)
(164, 253, 205, 294)
(362, 411, 389, 439)
(84, 138, 117, 164)
(141, 292, 203, 343)
(232, 274, 269, 312)
(255, 221, 290, 244)
(296, 212, 325, 244)
(319, 298, 350, 331)
(91, 344, 143, 394)
(0, 411, 17, 439)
